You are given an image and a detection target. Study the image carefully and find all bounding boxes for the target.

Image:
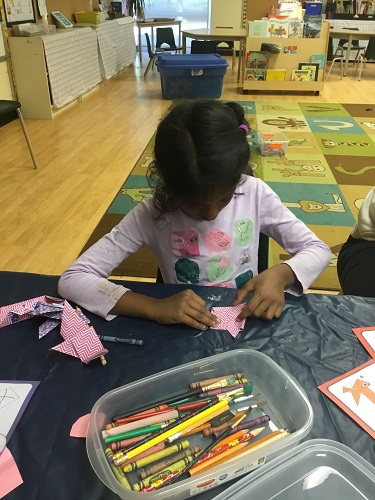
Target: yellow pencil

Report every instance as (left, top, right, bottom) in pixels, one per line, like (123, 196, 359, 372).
(117, 399, 228, 461)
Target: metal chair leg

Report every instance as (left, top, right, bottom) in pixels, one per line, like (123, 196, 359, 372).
(16, 108, 38, 169)
(144, 57, 156, 79)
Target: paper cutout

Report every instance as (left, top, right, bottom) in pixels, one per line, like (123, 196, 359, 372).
(0, 447, 23, 498)
(318, 359, 375, 439)
(352, 327, 375, 359)
(211, 304, 246, 338)
(0, 296, 107, 364)
(70, 414, 90, 438)
(0, 381, 40, 442)
(52, 301, 108, 364)
(0, 295, 64, 339)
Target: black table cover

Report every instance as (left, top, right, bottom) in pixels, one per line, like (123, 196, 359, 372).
(1, 271, 375, 500)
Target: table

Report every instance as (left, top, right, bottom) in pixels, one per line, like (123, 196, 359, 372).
(1, 271, 375, 500)
(136, 19, 182, 62)
(329, 28, 375, 76)
(181, 27, 247, 82)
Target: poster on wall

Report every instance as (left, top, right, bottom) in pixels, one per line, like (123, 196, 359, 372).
(3, 0, 35, 25)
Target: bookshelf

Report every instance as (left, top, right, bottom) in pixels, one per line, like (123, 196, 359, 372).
(243, 20, 329, 94)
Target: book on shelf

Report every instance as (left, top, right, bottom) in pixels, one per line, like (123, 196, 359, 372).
(246, 51, 270, 69)
(246, 68, 267, 81)
(289, 19, 304, 38)
(267, 16, 290, 37)
(291, 69, 312, 81)
(303, 14, 322, 38)
(248, 19, 269, 37)
(266, 69, 287, 81)
(310, 53, 326, 69)
(298, 62, 319, 81)
(284, 45, 298, 54)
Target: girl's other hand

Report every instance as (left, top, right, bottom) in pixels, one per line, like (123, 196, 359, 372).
(233, 264, 297, 321)
(153, 289, 220, 330)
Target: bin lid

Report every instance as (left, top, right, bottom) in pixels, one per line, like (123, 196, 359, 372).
(212, 439, 375, 500)
(155, 53, 229, 68)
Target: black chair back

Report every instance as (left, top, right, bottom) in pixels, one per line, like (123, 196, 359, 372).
(364, 36, 375, 60)
(156, 27, 179, 50)
(191, 40, 217, 54)
(338, 27, 361, 49)
(145, 33, 156, 58)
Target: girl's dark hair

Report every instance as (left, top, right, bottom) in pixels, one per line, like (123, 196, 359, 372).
(147, 100, 251, 214)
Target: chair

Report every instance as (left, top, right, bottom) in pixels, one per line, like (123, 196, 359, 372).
(334, 27, 367, 65)
(190, 40, 217, 54)
(144, 33, 158, 79)
(325, 37, 344, 81)
(155, 27, 182, 54)
(356, 36, 375, 80)
(0, 100, 38, 169)
(216, 41, 236, 69)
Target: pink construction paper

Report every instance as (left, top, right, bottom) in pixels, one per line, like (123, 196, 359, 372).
(211, 303, 246, 338)
(0, 295, 63, 328)
(70, 414, 91, 438)
(0, 447, 23, 498)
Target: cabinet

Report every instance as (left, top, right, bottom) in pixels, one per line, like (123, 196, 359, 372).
(209, 0, 245, 50)
(8, 19, 136, 119)
(243, 20, 329, 93)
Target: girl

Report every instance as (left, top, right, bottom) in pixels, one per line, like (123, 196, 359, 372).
(58, 100, 331, 329)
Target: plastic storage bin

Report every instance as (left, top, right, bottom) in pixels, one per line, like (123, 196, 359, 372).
(155, 53, 229, 100)
(74, 11, 106, 24)
(86, 349, 313, 499)
(305, 2, 322, 14)
(212, 439, 375, 499)
(258, 131, 289, 156)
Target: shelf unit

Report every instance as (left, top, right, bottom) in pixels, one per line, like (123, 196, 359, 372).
(243, 20, 329, 94)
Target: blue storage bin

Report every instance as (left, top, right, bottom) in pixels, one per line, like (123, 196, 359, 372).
(305, 1, 322, 14)
(155, 53, 229, 100)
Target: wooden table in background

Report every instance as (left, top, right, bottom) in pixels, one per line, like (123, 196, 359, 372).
(181, 27, 247, 82)
(136, 19, 182, 62)
(329, 28, 375, 76)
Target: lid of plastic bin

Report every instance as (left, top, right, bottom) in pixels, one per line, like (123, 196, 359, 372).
(212, 439, 375, 500)
(155, 53, 229, 68)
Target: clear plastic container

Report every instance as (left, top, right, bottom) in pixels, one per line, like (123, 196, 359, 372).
(86, 349, 313, 499)
(258, 131, 289, 156)
(212, 438, 375, 499)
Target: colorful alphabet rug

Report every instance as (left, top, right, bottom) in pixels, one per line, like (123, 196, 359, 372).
(80, 102, 375, 290)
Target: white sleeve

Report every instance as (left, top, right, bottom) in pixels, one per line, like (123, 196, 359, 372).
(258, 182, 332, 294)
(58, 203, 153, 320)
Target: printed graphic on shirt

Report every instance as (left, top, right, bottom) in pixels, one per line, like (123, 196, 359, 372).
(207, 280, 233, 288)
(206, 256, 231, 283)
(204, 229, 231, 253)
(175, 258, 199, 284)
(172, 230, 200, 257)
(237, 253, 250, 266)
(234, 219, 253, 246)
(235, 270, 253, 289)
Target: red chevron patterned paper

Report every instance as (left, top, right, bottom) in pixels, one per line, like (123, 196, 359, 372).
(211, 303, 246, 338)
(0, 296, 63, 328)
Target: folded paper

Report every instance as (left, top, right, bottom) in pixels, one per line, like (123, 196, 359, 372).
(211, 304, 246, 338)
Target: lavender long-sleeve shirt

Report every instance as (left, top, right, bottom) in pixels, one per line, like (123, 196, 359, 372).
(58, 176, 331, 319)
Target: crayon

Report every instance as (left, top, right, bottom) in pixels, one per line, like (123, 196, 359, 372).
(202, 412, 246, 436)
(190, 429, 290, 476)
(173, 400, 212, 412)
(102, 410, 179, 438)
(104, 448, 131, 490)
(198, 382, 248, 398)
(123, 440, 191, 472)
(213, 414, 271, 438)
(113, 399, 228, 464)
(189, 373, 245, 389)
(109, 434, 152, 452)
(114, 405, 170, 426)
(104, 420, 176, 444)
(181, 421, 212, 436)
(98, 335, 143, 345)
(132, 456, 193, 491)
(189, 428, 265, 471)
(140, 469, 182, 492)
(201, 377, 248, 392)
(138, 446, 200, 479)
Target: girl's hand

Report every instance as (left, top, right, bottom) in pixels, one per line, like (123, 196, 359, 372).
(153, 289, 220, 330)
(233, 264, 297, 321)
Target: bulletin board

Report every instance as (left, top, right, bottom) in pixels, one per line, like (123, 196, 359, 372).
(3, 0, 36, 25)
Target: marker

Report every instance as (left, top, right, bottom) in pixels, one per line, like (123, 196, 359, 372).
(97, 335, 143, 345)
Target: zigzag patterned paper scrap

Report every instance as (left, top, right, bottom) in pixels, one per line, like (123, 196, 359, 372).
(211, 303, 246, 338)
(52, 301, 108, 364)
(0, 296, 64, 329)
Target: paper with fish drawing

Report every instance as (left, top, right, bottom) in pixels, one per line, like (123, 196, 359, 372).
(318, 359, 375, 439)
(352, 327, 375, 359)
